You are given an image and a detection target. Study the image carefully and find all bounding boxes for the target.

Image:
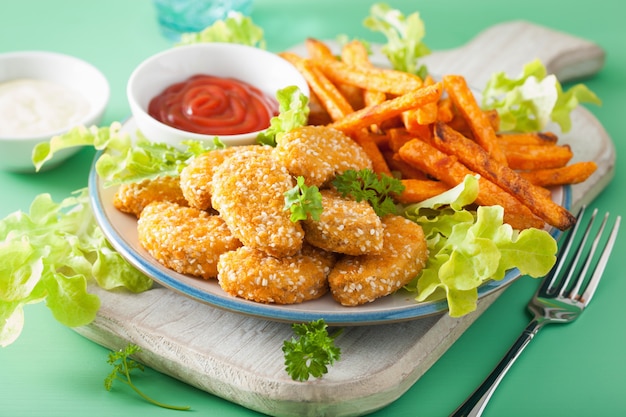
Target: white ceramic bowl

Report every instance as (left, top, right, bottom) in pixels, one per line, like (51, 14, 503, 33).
(127, 43, 309, 147)
(0, 51, 109, 172)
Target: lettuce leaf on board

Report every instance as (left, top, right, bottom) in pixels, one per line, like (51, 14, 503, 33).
(481, 59, 601, 133)
(0, 189, 153, 347)
(403, 175, 557, 317)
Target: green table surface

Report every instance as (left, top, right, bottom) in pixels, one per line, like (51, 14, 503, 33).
(1, 0, 624, 416)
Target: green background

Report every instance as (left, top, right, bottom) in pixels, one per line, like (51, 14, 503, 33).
(1, 0, 624, 416)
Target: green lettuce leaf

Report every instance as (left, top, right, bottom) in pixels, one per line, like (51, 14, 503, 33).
(0, 189, 153, 347)
(363, 2, 430, 78)
(33, 123, 223, 187)
(403, 175, 557, 317)
(482, 59, 601, 132)
(178, 11, 266, 48)
(256, 86, 309, 146)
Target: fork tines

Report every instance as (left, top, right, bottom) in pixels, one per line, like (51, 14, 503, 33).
(542, 205, 621, 304)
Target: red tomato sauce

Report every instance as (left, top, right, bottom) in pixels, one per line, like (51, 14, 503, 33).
(148, 74, 278, 136)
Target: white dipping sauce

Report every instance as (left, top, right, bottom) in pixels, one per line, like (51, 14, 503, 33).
(0, 78, 89, 137)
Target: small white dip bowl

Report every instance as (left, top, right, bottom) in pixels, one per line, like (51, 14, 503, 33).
(0, 51, 109, 172)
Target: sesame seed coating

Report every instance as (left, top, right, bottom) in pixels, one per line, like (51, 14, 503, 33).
(274, 125, 372, 187)
(303, 189, 384, 255)
(328, 215, 428, 306)
(180, 145, 271, 211)
(217, 244, 336, 304)
(137, 201, 242, 279)
(113, 175, 187, 218)
(211, 149, 304, 258)
(116, 126, 431, 308)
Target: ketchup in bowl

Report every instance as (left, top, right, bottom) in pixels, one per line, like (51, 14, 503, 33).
(147, 74, 278, 136)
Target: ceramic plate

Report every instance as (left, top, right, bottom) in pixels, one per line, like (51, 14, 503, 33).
(89, 118, 568, 325)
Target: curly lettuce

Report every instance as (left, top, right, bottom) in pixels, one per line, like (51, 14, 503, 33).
(256, 86, 309, 146)
(481, 59, 601, 133)
(0, 189, 153, 347)
(403, 175, 558, 317)
(178, 11, 266, 48)
(363, 2, 430, 78)
(33, 122, 223, 187)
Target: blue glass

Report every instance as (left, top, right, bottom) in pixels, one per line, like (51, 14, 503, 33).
(153, 0, 253, 40)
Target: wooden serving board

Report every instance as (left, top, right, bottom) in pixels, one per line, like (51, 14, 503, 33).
(75, 21, 615, 417)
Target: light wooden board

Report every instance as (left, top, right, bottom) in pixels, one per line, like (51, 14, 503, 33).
(75, 21, 615, 417)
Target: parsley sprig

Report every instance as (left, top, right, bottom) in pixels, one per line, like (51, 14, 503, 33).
(283, 319, 343, 381)
(105, 344, 191, 411)
(284, 176, 323, 222)
(332, 169, 405, 217)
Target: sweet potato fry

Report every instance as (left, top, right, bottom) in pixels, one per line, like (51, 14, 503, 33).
(503, 143, 573, 170)
(329, 83, 442, 133)
(437, 98, 454, 123)
(402, 75, 438, 130)
(341, 40, 387, 108)
(396, 179, 450, 204)
(307, 91, 333, 125)
(397, 138, 545, 230)
(351, 129, 392, 175)
(304, 39, 365, 110)
(416, 76, 439, 125)
(305, 37, 335, 60)
(497, 131, 558, 147)
(280, 52, 353, 121)
(387, 127, 422, 152)
(382, 149, 429, 180)
(519, 161, 598, 187)
(432, 122, 576, 230)
(444, 75, 508, 165)
(485, 109, 500, 132)
(313, 53, 423, 95)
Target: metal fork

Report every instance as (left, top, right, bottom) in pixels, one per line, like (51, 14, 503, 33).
(450, 206, 621, 417)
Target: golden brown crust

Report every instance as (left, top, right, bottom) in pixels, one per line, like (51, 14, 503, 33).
(179, 145, 271, 211)
(211, 149, 304, 258)
(274, 125, 372, 187)
(303, 189, 383, 255)
(113, 176, 187, 218)
(328, 215, 428, 306)
(217, 244, 336, 304)
(137, 201, 241, 279)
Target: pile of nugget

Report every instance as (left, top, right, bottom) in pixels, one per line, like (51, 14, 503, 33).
(113, 125, 428, 307)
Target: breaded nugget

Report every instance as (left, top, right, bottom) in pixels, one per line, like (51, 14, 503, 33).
(328, 215, 428, 306)
(211, 149, 304, 257)
(274, 125, 372, 187)
(303, 189, 384, 255)
(180, 145, 272, 210)
(113, 175, 187, 217)
(217, 244, 336, 304)
(137, 201, 241, 279)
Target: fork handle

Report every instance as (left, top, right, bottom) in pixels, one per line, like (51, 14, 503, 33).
(449, 319, 544, 417)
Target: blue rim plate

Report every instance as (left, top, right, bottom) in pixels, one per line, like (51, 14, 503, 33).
(88, 118, 569, 325)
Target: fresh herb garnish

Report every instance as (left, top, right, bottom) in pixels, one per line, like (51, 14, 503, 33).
(283, 319, 343, 382)
(332, 169, 404, 217)
(284, 176, 323, 222)
(105, 343, 190, 411)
